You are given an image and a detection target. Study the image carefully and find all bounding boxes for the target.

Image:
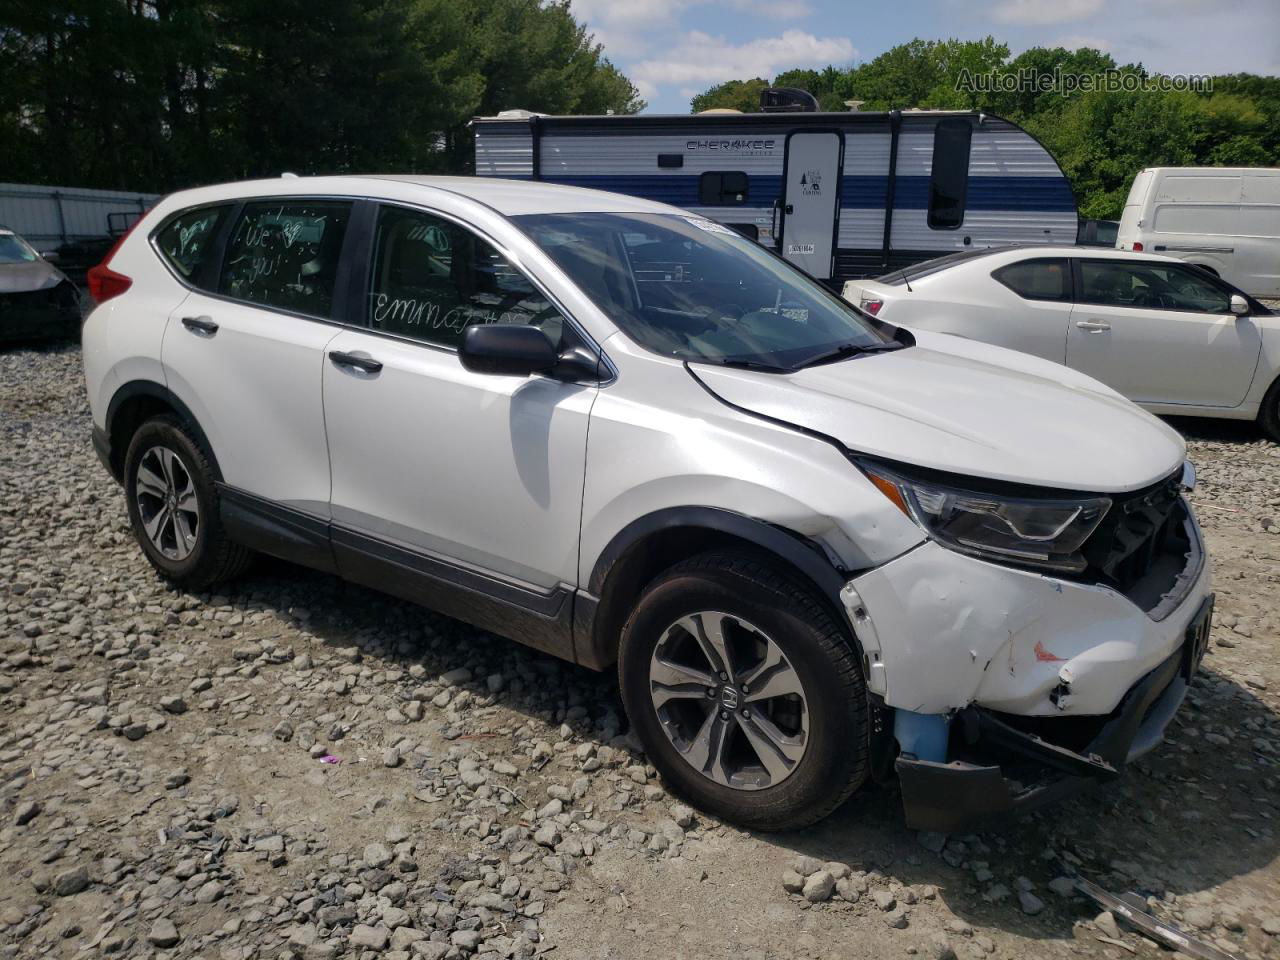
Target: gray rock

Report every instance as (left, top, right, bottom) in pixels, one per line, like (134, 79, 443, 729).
(159, 694, 187, 714)
(194, 880, 225, 903)
(1047, 876, 1077, 897)
(411, 943, 451, 960)
(884, 908, 909, 929)
(364, 842, 393, 868)
(918, 831, 947, 853)
(1184, 906, 1215, 931)
(802, 871, 835, 903)
(53, 866, 89, 896)
(450, 928, 482, 951)
(781, 869, 805, 894)
(383, 747, 402, 768)
(1095, 911, 1122, 940)
(148, 918, 180, 947)
(1262, 916, 1280, 936)
(792, 855, 824, 876)
(390, 927, 427, 951)
(533, 823, 560, 848)
(1018, 890, 1045, 916)
(835, 876, 866, 902)
(349, 924, 389, 950)
(871, 890, 897, 911)
(670, 803, 695, 828)
(14, 801, 40, 826)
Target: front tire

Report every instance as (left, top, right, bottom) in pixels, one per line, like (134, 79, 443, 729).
(123, 416, 252, 588)
(618, 552, 868, 832)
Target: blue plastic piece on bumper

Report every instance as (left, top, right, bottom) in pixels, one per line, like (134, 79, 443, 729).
(894, 709, 950, 763)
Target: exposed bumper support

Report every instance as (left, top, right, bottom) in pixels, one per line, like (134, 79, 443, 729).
(897, 593, 1213, 833)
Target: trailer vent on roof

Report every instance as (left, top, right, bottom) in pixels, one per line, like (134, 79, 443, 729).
(760, 87, 818, 113)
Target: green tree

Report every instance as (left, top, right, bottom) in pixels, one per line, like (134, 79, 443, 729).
(690, 78, 771, 113)
(0, 0, 643, 190)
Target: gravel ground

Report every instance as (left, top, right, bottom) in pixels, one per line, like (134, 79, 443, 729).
(2, 344, 1278, 960)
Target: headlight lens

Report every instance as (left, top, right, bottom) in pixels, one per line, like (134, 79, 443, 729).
(860, 462, 1111, 572)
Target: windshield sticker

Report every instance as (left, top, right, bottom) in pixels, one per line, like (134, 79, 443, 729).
(682, 217, 735, 236)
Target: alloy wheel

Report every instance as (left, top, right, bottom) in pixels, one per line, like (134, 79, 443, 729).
(648, 610, 809, 790)
(134, 445, 200, 561)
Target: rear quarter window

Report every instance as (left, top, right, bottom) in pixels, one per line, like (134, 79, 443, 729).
(991, 258, 1071, 301)
(154, 206, 229, 283)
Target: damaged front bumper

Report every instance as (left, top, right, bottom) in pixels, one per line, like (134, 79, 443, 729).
(896, 592, 1214, 832)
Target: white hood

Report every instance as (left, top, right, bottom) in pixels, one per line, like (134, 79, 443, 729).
(691, 330, 1186, 493)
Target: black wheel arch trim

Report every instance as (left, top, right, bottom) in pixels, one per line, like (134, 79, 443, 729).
(577, 505, 861, 671)
(103, 379, 223, 484)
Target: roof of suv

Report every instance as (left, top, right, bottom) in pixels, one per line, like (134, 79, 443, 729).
(162, 175, 679, 218)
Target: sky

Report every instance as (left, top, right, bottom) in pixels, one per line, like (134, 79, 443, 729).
(569, 0, 1280, 114)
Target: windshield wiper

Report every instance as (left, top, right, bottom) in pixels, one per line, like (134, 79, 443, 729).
(791, 340, 904, 370)
(703, 357, 791, 373)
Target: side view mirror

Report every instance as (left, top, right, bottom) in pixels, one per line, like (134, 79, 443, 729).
(1229, 294, 1249, 316)
(460, 324, 559, 377)
(40, 250, 60, 263)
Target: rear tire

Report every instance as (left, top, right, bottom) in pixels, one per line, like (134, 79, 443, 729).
(617, 551, 868, 832)
(1261, 377, 1280, 443)
(123, 416, 253, 588)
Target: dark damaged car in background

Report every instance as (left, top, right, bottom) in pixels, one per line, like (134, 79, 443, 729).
(0, 226, 82, 342)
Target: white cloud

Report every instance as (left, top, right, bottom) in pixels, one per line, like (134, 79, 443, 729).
(632, 29, 856, 94)
(585, 26, 653, 60)
(573, 0, 810, 23)
(990, 0, 1104, 25)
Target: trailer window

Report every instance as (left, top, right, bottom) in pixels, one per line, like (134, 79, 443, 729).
(928, 119, 972, 230)
(699, 172, 749, 205)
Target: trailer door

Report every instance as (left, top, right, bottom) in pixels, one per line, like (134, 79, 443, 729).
(781, 132, 842, 279)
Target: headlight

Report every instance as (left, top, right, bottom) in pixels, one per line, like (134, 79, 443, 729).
(859, 461, 1111, 573)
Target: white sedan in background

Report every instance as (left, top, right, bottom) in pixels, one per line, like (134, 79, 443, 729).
(843, 247, 1280, 441)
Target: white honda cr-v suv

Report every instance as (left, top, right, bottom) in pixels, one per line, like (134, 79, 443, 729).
(82, 176, 1213, 833)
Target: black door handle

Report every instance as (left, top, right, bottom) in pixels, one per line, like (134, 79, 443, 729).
(181, 316, 218, 335)
(329, 350, 383, 374)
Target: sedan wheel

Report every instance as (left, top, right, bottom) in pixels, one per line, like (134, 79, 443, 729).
(649, 610, 809, 790)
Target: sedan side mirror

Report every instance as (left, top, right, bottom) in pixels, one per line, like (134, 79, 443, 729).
(40, 250, 60, 263)
(1229, 294, 1250, 316)
(460, 324, 558, 377)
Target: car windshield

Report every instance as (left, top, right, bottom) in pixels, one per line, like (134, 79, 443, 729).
(514, 212, 893, 370)
(0, 233, 40, 264)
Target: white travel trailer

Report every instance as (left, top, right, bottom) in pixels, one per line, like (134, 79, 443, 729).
(473, 107, 1079, 286)
(1117, 167, 1280, 297)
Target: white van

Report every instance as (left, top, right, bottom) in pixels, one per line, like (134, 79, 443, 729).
(1117, 167, 1280, 297)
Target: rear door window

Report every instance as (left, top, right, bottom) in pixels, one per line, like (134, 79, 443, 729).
(992, 259, 1071, 301)
(154, 206, 229, 284)
(218, 200, 352, 318)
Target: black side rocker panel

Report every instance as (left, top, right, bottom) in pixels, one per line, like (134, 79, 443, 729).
(215, 484, 577, 664)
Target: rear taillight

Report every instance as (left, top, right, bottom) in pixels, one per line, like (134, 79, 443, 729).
(860, 296, 883, 316)
(86, 213, 149, 303)
(86, 263, 132, 303)
(1131, 241, 1143, 252)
